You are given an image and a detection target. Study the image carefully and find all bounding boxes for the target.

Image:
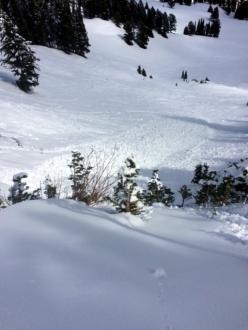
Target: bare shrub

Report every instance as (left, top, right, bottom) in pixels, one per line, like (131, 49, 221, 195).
(68, 148, 116, 205)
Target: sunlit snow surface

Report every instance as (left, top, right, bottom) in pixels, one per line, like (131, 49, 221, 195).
(0, 3, 248, 329)
(0, 4, 247, 189)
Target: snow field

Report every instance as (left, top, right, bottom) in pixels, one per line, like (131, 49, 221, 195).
(0, 200, 247, 330)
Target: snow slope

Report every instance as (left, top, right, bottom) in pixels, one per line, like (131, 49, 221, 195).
(0, 199, 247, 330)
(0, 3, 247, 192)
(0, 5, 248, 328)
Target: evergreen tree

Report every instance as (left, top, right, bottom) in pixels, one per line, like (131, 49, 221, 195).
(211, 19, 221, 38)
(205, 22, 211, 36)
(196, 19, 205, 35)
(155, 10, 163, 35)
(235, 1, 248, 20)
(233, 168, 248, 203)
(168, 0, 176, 8)
(112, 158, 144, 215)
(123, 21, 134, 45)
(184, 0, 192, 6)
(144, 169, 174, 206)
(68, 151, 93, 202)
(135, 23, 149, 49)
(57, 1, 75, 54)
(8, 172, 30, 204)
(211, 176, 233, 206)
(0, 12, 40, 92)
(141, 68, 147, 77)
(161, 12, 169, 38)
(184, 70, 188, 81)
(30, 188, 42, 200)
(208, 5, 214, 13)
(188, 21, 196, 35)
(168, 14, 177, 33)
(183, 26, 189, 35)
(71, 6, 90, 57)
(178, 185, 192, 207)
(192, 163, 218, 207)
(146, 8, 156, 36)
(211, 6, 219, 20)
(192, 164, 216, 184)
(44, 176, 57, 199)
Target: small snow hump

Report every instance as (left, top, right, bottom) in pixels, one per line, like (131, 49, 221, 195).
(149, 267, 167, 280)
(13, 172, 28, 181)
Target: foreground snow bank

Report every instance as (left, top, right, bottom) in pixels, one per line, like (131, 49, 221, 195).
(0, 200, 247, 330)
(196, 204, 248, 245)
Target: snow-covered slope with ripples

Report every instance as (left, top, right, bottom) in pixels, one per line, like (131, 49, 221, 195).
(0, 3, 247, 191)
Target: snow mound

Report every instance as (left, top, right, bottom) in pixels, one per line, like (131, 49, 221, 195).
(0, 200, 247, 330)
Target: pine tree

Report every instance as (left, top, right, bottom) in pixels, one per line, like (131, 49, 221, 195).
(168, 14, 177, 33)
(184, 0, 192, 6)
(196, 19, 205, 36)
(71, 6, 90, 57)
(123, 21, 134, 45)
(183, 26, 189, 35)
(155, 10, 164, 36)
(211, 6, 219, 20)
(144, 169, 174, 207)
(112, 158, 144, 215)
(135, 23, 149, 49)
(188, 21, 196, 35)
(192, 163, 216, 184)
(184, 70, 188, 81)
(208, 5, 214, 13)
(146, 8, 155, 36)
(141, 68, 147, 77)
(211, 176, 233, 206)
(234, 1, 248, 20)
(233, 168, 248, 203)
(178, 185, 192, 207)
(0, 12, 40, 92)
(44, 176, 57, 199)
(192, 163, 218, 207)
(211, 19, 221, 38)
(160, 12, 169, 38)
(68, 151, 93, 202)
(57, 1, 74, 54)
(168, 0, 176, 8)
(8, 172, 30, 204)
(205, 22, 211, 36)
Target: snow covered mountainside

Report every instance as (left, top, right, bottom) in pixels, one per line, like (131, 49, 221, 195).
(0, 200, 247, 330)
(0, 2, 248, 329)
(0, 3, 247, 191)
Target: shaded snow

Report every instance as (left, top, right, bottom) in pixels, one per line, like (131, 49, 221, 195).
(0, 200, 247, 330)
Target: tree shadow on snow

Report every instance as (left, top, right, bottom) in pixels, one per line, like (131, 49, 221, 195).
(44, 199, 248, 263)
(0, 70, 16, 86)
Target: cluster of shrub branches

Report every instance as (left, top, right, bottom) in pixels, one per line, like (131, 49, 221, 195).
(1, 153, 247, 216)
